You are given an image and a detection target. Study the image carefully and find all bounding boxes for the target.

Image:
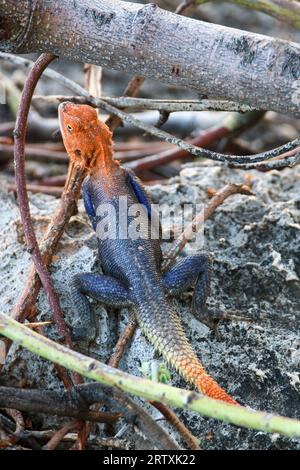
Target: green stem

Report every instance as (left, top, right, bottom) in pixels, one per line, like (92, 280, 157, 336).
(195, 0, 300, 29)
(1, 312, 300, 439)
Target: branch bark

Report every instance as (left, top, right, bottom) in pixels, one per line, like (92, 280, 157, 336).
(1, 0, 300, 115)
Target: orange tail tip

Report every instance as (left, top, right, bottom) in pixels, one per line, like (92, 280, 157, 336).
(196, 373, 238, 405)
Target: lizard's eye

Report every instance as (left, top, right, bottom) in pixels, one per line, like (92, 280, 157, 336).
(67, 124, 73, 133)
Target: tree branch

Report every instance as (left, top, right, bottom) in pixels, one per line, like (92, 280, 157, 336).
(1, 53, 299, 167)
(1, 0, 300, 115)
(33, 95, 255, 113)
(1, 312, 300, 439)
(13, 53, 74, 350)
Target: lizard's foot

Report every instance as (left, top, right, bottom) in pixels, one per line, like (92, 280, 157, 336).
(163, 252, 211, 322)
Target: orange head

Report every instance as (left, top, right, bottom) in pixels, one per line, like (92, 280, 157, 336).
(58, 102, 114, 172)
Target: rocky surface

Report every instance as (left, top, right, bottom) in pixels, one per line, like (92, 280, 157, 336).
(0, 163, 300, 449)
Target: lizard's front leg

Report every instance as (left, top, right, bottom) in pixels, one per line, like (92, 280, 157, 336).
(70, 272, 133, 343)
(82, 177, 96, 230)
(162, 253, 211, 321)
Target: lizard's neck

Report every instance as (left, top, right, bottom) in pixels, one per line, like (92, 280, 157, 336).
(89, 134, 119, 180)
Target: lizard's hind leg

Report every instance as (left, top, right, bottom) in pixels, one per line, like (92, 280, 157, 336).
(162, 253, 211, 321)
(69, 272, 133, 343)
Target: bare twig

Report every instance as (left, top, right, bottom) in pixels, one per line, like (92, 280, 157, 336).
(229, 150, 300, 170)
(0, 383, 180, 450)
(108, 320, 137, 368)
(21, 430, 129, 449)
(43, 420, 80, 450)
(106, 180, 253, 449)
(13, 53, 72, 346)
(83, 64, 102, 101)
(106, 76, 145, 131)
(33, 95, 255, 113)
(0, 413, 41, 449)
(162, 183, 254, 272)
(0, 386, 120, 425)
(151, 401, 200, 450)
(127, 111, 265, 172)
(7, 182, 63, 197)
(0, 142, 68, 164)
(128, 125, 229, 172)
(4, 409, 24, 436)
(175, 0, 196, 15)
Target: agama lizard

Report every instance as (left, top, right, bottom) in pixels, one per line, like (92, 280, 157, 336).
(59, 102, 238, 405)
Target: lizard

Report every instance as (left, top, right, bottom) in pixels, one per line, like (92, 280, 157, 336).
(59, 102, 238, 405)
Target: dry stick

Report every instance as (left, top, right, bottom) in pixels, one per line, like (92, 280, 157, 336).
(83, 64, 102, 102)
(13, 53, 72, 346)
(162, 183, 254, 272)
(7, 182, 63, 197)
(128, 126, 229, 173)
(22, 430, 128, 449)
(175, 0, 196, 15)
(33, 95, 256, 113)
(48, 76, 297, 165)
(106, 76, 145, 131)
(4, 409, 24, 436)
(0, 143, 68, 164)
(1, 53, 299, 167)
(1, 0, 300, 114)
(0, 383, 177, 449)
(229, 150, 300, 171)
(0, 412, 42, 450)
(151, 401, 200, 450)
(0, 141, 167, 168)
(42, 420, 80, 450)
(0, 386, 120, 425)
(108, 320, 137, 369)
(127, 111, 265, 173)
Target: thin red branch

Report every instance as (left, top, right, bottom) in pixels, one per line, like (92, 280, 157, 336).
(127, 126, 229, 173)
(42, 420, 80, 450)
(13, 53, 72, 346)
(106, 75, 145, 132)
(107, 320, 137, 368)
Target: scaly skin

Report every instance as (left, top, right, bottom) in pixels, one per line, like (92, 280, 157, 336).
(59, 102, 238, 405)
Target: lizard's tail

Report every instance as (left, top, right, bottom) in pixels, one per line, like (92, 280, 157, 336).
(135, 300, 238, 405)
